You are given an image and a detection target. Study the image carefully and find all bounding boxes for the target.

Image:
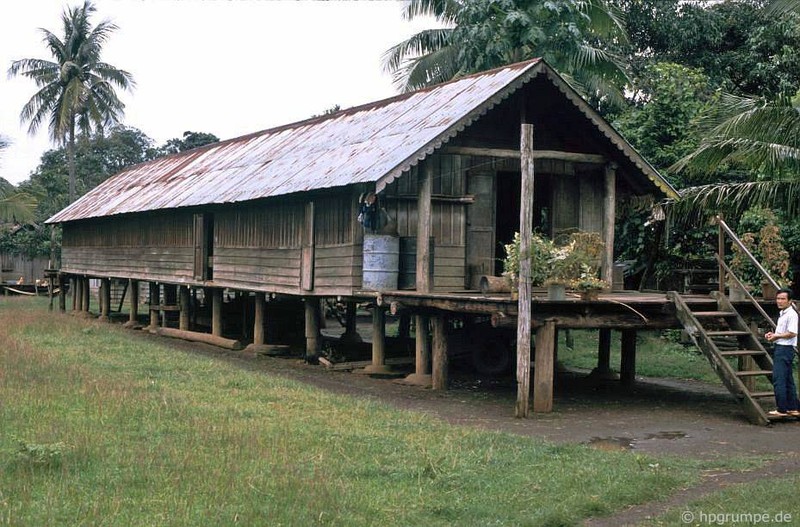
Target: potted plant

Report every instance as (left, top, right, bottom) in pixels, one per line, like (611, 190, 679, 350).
(502, 232, 554, 298)
(543, 241, 576, 300)
(570, 263, 610, 301)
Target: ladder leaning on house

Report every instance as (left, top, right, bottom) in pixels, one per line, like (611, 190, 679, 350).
(671, 216, 798, 425)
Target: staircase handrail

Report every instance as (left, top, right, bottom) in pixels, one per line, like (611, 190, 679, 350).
(714, 253, 775, 329)
(716, 216, 779, 291)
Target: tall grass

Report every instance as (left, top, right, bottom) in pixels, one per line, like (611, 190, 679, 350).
(0, 298, 723, 526)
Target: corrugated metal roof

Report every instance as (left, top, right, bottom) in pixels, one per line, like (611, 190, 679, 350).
(47, 59, 676, 224)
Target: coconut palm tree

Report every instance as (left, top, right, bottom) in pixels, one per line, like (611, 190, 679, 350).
(8, 0, 134, 204)
(383, 0, 629, 106)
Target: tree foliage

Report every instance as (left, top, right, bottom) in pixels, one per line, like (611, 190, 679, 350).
(8, 0, 135, 203)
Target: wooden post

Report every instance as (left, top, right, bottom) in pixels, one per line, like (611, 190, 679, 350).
(741, 321, 758, 391)
(361, 306, 392, 374)
(212, 288, 223, 337)
(516, 123, 535, 418)
(340, 301, 362, 344)
(718, 215, 725, 294)
(149, 282, 159, 330)
(620, 329, 637, 387)
(58, 274, 66, 312)
(82, 278, 90, 314)
(404, 314, 431, 386)
(99, 278, 110, 322)
(602, 163, 617, 286)
(533, 319, 556, 413)
(590, 328, 617, 380)
(304, 297, 321, 361)
(431, 314, 448, 390)
(253, 292, 265, 346)
(179, 286, 190, 331)
(72, 277, 79, 312)
(417, 160, 433, 293)
(124, 279, 139, 328)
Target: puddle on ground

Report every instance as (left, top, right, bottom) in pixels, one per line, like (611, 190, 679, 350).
(643, 431, 687, 440)
(585, 436, 634, 451)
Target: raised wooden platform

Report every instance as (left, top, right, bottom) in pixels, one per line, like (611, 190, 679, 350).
(359, 289, 776, 330)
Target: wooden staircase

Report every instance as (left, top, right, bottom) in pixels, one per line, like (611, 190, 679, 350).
(670, 291, 775, 425)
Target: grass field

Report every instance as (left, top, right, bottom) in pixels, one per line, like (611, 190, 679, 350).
(0, 298, 786, 526)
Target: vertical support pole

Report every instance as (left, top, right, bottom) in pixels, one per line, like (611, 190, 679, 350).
(718, 215, 725, 294)
(602, 163, 617, 286)
(48, 275, 54, 311)
(125, 279, 139, 327)
(304, 297, 320, 361)
(416, 160, 433, 293)
(516, 123, 535, 418)
(149, 282, 159, 330)
(591, 328, 615, 379)
(253, 292, 265, 346)
(72, 277, 79, 312)
(340, 301, 362, 344)
(404, 313, 431, 385)
(212, 288, 223, 337)
(361, 306, 391, 373)
(179, 286, 190, 331)
(620, 329, 637, 387)
(431, 314, 448, 390)
(82, 278, 90, 314)
(99, 278, 110, 322)
(301, 201, 315, 291)
(58, 274, 66, 312)
(533, 320, 556, 413)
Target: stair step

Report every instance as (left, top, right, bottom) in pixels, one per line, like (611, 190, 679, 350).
(693, 311, 736, 317)
(749, 391, 775, 398)
(706, 330, 751, 337)
(719, 350, 768, 357)
(735, 370, 772, 377)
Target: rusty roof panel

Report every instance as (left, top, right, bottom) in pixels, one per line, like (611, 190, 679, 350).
(47, 59, 676, 224)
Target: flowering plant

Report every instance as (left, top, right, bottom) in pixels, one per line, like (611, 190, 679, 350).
(570, 264, 610, 292)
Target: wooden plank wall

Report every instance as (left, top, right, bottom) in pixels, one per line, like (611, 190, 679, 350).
(313, 191, 363, 294)
(0, 254, 49, 284)
(214, 203, 303, 291)
(384, 155, 467, 291)
(61, 212, 194, 283)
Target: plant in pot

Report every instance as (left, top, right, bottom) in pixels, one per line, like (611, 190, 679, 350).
(502, 232, 554, 298)
(570, 263, 610, 301)
(544, 241, 576, 300)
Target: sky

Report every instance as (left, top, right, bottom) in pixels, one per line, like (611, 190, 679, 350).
(0, 0, 439, 185)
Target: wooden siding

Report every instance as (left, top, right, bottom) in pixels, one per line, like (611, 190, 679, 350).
(212, 247, 301, 290)
(386, 160, 468, 291)
(61, 212, 194, 281)
(215, 203, 303, 249)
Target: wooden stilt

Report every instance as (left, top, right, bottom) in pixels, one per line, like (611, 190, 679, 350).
(590, 328, 618, 380)
(179, 286, 190, 331)
(533, 320, 556, 413)
(431, 314, 448, 390)
(149, 282, 159, 331)
(515, 123, 535, 417)
(212, 288, 223, 337)
(82, 278, 91, 314)
(58, 274, 66, 312)
(340, 301, 362, 344)
(403, 314, 431, 386)
(304, 297, 320, 362)
(72, 277, 79, 312)
(244, 292, 267, 354)
(99, 278, 111, 321)
(360, 307, 392, 374)
(620, 329, 637, 386)
(123, 279, 140, 328)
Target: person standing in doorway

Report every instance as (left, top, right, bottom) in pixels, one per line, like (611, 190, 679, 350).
(765, 288, 799, 418)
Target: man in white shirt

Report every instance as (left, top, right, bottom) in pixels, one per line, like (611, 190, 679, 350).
(765, 288, 799, 417)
